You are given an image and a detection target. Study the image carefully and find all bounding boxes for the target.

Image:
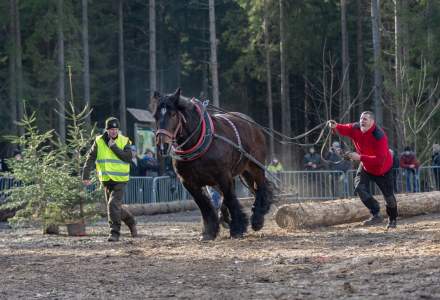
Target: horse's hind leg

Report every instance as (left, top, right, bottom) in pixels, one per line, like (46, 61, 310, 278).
(182, 182, 219, 241)
(242, 168, 274, 231)
(219, 177, 248, 238)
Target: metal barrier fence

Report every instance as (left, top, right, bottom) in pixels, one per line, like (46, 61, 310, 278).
(278, 170, 348, 200)
(346, 166, 440, 197)
(0, 177, 18, 204)
(151, 176, 191, 203)
(1, 166, 439, 204)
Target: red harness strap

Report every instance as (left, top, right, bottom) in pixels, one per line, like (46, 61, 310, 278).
(173, 101, 210, 156)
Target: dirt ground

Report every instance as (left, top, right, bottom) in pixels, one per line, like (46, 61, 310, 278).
(1, 205, 440, 300)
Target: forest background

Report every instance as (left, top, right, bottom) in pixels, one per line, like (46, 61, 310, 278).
(1, 0, 439, 169)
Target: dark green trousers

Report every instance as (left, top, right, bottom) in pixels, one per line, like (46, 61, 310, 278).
(103, 182, 135, 236)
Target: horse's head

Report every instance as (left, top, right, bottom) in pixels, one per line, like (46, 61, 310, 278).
(150, 88, 192, 157)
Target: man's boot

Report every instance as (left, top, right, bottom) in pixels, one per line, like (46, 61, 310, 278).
(387, 219, 397, 229)
(386, 205, 398, 229)
(107, 232, 120, 242)
(362, 213, 383, 226)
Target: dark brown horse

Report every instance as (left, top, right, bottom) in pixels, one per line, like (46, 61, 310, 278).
(150, 88, 273, 240)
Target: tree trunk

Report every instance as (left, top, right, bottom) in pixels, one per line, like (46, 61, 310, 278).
(57, 0, 66, 142)
(340, 0, 351, 122)
(9, 0, 17, 136)
(356, 0, 365, 116)
(371, 0, 383, 126)
(14, 0, 23, 135)
(264, 0, 275, 159)
(82, 0, 91, 127)
(304, 62, 309, 144)
(394, 0, 405, 150)
(118, 0, 127, 133)
(426, 0, 433, 64)
(209, 0, 220, 107)
(280, 0, 291, 168)
(275, 192, 440, 229)
(149, 0, 157, 98)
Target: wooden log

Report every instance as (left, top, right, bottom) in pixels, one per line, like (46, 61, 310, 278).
(275, 191, 440, 230)
(123, 197, 256, 216)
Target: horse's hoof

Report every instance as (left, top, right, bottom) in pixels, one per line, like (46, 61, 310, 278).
(251, 215, 264, 231)
(199, 234, 215, 242)
(230, 232, 245, 239)
(251, 222, 264, 231)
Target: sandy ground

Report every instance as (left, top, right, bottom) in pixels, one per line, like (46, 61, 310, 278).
(1, 207, 440, 300)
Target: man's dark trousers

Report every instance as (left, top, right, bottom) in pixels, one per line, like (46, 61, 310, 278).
(354, 165, 398, 220)
(104, 182, 136, 236)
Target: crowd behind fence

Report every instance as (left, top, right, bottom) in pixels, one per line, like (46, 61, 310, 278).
(1, 166, 439, 205)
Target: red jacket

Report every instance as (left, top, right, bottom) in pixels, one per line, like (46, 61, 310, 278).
(335, 123, 392, 176)
(399, 152, 419, 169)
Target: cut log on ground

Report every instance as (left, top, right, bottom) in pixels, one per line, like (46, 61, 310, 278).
(124, 197, 256, 216)
(275, 191, 440, 230)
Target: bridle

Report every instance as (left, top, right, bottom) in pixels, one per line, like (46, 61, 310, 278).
(155, 111, 186, 145)
(154, 99, 207, 156)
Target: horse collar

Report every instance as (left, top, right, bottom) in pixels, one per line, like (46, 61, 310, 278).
(172, 99, 215, 161)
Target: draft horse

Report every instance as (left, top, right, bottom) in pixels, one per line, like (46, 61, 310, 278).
(151, 88, 274, 240)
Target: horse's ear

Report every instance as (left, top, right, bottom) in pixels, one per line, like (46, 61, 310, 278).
(149, 91, 160, 114)
(173, 88, 181, 98)
(173, 87, 190, 110)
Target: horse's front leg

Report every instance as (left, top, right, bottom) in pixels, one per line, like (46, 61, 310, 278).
(219, 178, 249, 238)
(182, 182, 220, 241)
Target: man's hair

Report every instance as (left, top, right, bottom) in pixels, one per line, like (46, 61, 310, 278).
(360, 111, 375, 120)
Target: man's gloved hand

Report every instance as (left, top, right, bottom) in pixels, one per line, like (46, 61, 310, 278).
(343, 151, 360, 161)
(108, 138, 116, 148)
(327, 120, 337, 129)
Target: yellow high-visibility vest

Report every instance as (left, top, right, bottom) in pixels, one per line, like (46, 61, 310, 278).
(95, 134, 130, 182)
(267, 163, 283, 173)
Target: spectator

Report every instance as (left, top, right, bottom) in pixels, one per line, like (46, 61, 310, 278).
(432, 144, 440, 191)
(129, 145, 145, 176)
(141, 149, 159, 177)
(326, 141, 352, 197)
(13, 149, 22, 161)
(400, 146, 420, 192)
(303, 147, 322, 170)
(267, 158, 284, 174)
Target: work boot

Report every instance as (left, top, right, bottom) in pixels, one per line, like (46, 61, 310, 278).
(107, 233, 120, 242)
(386, 219, 397, 229)
(362, 214, 383, 226)
(128, 223, 138, 238)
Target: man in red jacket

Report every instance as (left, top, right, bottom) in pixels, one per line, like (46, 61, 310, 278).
(328, 111, 397, 228)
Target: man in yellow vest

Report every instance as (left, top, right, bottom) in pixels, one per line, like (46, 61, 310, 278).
(267, 158, 284, 174)
(82, 117, 137, 242)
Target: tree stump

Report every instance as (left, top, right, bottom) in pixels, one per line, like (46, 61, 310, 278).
(275, 192, 440, 230)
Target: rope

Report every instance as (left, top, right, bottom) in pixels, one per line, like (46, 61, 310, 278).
(207, 104, 327, 147)
(208, 104, 356, 166)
